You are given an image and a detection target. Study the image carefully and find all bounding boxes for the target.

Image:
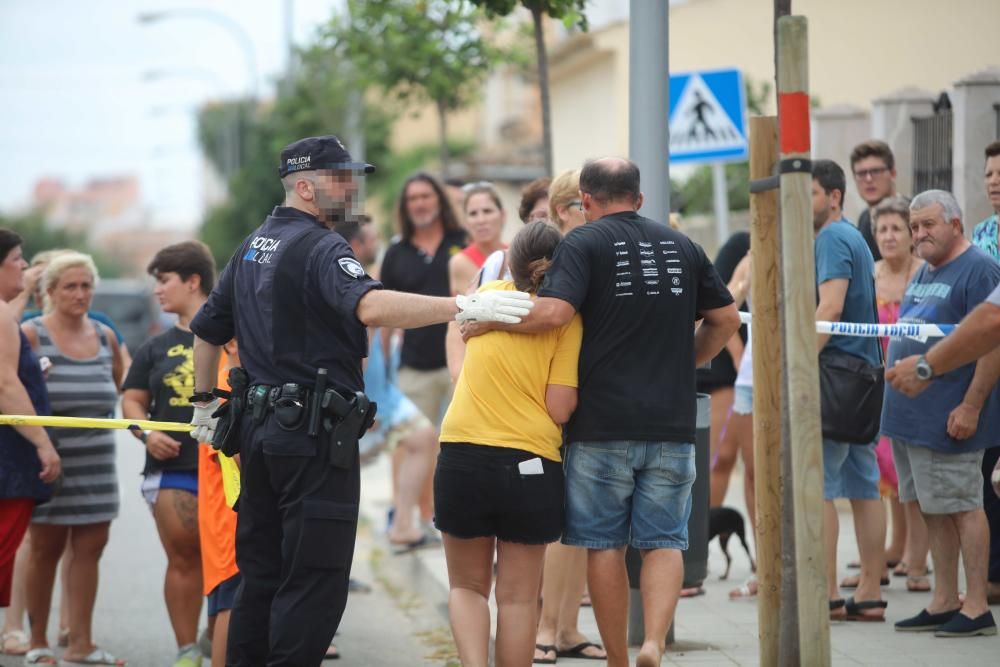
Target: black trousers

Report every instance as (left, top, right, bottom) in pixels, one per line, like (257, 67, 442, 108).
(227, 415, 360, 667)
(983, 446, 1000, 584)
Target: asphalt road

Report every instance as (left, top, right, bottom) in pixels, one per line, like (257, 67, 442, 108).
(0, 428, 445, 667)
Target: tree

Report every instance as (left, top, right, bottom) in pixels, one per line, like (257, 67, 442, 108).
(0, 210, 122, 277)
(471, 0, 588, 176)
(320, 0, 510, 176)
(196, 45, 393, 266)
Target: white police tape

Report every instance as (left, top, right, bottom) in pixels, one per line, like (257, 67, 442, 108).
(737, 311, 955, 338)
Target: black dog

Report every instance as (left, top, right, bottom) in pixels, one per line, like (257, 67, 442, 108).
(709, 506, 756, 580)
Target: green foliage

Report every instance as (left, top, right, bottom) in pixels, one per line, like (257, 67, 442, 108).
(321, 0, 508, 115)
(368, 139, 474, 231)
(196, 40, 394, 266)
(470, 0, 588, 31)
(0, 210, 123, 277)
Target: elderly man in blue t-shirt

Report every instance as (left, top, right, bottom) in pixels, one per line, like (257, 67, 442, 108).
(882, 190, 1000, 637)
(811, 160, 888, 621)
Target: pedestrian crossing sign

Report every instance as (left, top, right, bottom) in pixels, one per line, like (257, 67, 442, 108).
(669, 68, 749, 164)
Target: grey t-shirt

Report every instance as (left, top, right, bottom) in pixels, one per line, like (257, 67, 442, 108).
(989, 281, 1000, 307)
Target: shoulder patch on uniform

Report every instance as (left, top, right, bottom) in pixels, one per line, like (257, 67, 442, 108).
(338, 257, 366, 279)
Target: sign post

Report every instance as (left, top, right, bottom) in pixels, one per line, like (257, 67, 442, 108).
(669, 68, 748, 246)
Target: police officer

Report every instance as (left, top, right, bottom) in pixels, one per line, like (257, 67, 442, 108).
(187, 135, 533, 666)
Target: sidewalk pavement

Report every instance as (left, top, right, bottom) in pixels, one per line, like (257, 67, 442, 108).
(359, 454, 998, 666)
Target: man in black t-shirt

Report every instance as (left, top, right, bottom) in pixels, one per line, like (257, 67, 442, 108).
(480, 158, 739, 667)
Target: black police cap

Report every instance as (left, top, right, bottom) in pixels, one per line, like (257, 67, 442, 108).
(278, 135, 375, 178)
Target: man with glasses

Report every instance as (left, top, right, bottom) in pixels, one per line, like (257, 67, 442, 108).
(851, 140, 900, 261)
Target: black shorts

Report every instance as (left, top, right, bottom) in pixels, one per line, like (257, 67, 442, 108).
(433, 443, 564, 545)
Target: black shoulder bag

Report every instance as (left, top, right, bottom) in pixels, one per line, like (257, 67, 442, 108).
(818, 284, 885, 445)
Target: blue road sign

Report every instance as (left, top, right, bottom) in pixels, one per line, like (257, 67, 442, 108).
(669, 68, 748, 164)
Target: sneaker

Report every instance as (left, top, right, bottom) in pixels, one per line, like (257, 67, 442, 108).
(895, 608, 961, 632)
(934, 610, 998, 637)
(173, 643, 202, 667)
(198, 628, 212, 658)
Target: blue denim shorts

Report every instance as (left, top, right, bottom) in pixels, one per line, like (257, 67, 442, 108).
(563, 441, 695, 550)
(822, 439, 880, 500)
(733, 385, 753, 415)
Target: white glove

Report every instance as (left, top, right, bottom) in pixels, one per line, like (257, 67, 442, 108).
(456, 290, 534, 324)
(191, 398, 222, 443)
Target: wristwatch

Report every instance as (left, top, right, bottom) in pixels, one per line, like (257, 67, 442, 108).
(139, 430, 151, 444)
(915, 355, 935, 381)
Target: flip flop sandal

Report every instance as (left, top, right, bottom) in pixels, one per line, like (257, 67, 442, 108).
(556, 642, 605, 660)
(533, 643, 556, 665)
(390, 535, 430, 555)
(23, 648, 59, 665)
(906, 575, 932, 592)
(58, 628, 70, 648)
(844, 596, 888, 622)
(729, 580, 758, 599)
(829, 598, 846, 621)
(840, 574, 889, 589)
(61, 648, 127, 665)
(679, 586, 705, 598)
(0, 629, 29, 655)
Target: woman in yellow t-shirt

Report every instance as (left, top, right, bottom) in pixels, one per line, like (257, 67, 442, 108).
(435, 220, 582, 667)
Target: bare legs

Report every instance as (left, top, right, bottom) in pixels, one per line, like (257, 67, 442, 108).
(534, 544, 604, 661)
(387, 425, 437, 545)
(586, 547, 683, 667)
(442, 534, 546, 667)
(153, 489, 203, 649)
(924, 510, 990, 618)
(1, 536, 31, 653)
(62, 523, 110, 660)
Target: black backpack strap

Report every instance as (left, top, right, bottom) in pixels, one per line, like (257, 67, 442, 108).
(272, 226, 332, 376)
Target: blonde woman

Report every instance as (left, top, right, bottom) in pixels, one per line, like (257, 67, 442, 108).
(548, 169, 585, 235)
(21, 252, 125, 666)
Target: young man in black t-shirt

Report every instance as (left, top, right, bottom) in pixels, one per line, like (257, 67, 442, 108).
(476, 158, 739, 667)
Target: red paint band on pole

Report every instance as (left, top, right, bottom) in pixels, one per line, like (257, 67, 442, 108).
(779, 92, 811, 154)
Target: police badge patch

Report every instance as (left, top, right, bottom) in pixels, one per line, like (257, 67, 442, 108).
(338, 257, 366, 279)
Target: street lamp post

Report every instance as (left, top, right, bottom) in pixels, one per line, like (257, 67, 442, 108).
(142, 68, 240, 179)
(137, 9, 259, 101)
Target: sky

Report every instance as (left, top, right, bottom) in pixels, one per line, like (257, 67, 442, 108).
(0, 0, 342, 228)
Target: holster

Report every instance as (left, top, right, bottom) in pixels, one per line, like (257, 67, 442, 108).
(211, 367, 249, 457)
(322, 390, 377, 470)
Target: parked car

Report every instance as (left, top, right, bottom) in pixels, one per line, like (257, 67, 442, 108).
(90, 279, 161, 352)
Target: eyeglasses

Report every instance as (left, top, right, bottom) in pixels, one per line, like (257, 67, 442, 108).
(853, 167, 889, 181)
(461, 180, 495, 192)
(568, 200, 583, 210)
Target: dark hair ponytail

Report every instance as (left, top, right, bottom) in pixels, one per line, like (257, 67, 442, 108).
(508, 220, 562, 293)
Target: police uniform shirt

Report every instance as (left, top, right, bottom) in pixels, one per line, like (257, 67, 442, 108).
(538, 210, 733, 445)
(191, 206, 382, 392)
(379, 229, 467, 370)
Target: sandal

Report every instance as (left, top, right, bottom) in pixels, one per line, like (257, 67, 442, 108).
(533, 643, 556, 665)
(61, 648, 127, 665)
(840, 573, 889, 589)
(844, 596, 887, 622)
(1, 629, 29, 655)
(324, 642, 340, 660)
(906, 575, 931, 592)
(729, 579, 758, 599)
(829, 598, 846, 621)
(23, 647, 59, 665)
(58, 628, 69, 648)
(556, 642, 605, 660)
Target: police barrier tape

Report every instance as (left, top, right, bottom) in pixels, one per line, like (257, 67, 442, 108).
(737, 311, 955, 338)
(0, 414, 192, 432)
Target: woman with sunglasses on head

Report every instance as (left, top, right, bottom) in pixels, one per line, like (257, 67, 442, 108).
(531, 168, 606, 663)
(437, 221, 582, 667)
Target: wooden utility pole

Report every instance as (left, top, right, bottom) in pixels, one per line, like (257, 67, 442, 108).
(748, 116, 782, 666)
(776, 16, 830, 666)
